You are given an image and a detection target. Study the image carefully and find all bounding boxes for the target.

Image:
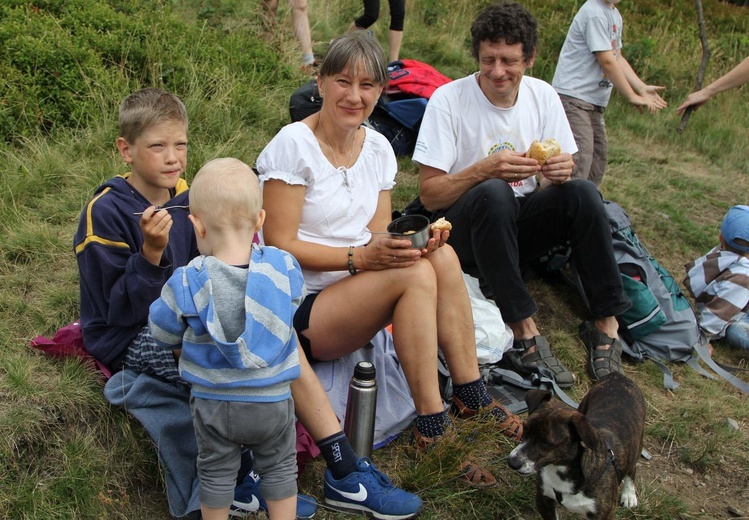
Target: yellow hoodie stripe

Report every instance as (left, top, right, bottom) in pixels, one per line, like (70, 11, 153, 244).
(74, 174, 190, 255)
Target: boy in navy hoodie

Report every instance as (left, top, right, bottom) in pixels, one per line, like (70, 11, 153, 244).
(74, 89, 318, 519)
(74, 87, 196, 379)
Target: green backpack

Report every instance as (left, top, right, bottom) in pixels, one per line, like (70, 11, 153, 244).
(548, 200, 748, 394)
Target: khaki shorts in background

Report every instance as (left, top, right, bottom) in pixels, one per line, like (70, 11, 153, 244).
(560, 95, 607, 186)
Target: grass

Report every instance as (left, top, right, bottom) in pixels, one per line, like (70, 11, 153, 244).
(0, 0, 748, 518)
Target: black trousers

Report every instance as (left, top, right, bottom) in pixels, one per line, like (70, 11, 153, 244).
(442, 178, 630, 324)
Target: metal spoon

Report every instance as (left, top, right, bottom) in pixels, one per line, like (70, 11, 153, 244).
(133, 205, 190, 215)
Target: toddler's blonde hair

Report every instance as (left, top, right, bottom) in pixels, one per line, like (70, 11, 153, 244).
(189, 158, 262, 231)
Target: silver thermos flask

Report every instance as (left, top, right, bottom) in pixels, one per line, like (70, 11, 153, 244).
(344, 361, 378, 459)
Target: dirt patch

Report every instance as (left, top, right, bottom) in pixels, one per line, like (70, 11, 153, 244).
(638, 449, 749, 518)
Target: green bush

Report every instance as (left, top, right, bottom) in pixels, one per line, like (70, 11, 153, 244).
(0, 0, 290, 143)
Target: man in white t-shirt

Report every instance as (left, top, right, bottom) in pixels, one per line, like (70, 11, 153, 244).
(413, 1, 632, 386)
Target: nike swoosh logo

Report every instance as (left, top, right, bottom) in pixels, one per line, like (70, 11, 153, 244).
(328, 482, 368, 502)
(233, 495, 261, 511)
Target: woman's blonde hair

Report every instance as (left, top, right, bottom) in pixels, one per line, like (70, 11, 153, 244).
(319, 31, 388, 85)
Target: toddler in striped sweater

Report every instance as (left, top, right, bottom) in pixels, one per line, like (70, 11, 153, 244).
(685, 205, 749, 353)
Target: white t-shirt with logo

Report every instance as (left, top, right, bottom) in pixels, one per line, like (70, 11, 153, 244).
(552, 0, 623, 107)
(413, 73, 577, 198)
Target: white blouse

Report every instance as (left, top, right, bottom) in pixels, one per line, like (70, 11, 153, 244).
(256, 122, 397, 292)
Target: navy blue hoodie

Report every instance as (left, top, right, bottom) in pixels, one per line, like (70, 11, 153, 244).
(74, 174, 198, 370)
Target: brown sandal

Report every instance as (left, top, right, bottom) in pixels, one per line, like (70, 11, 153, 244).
(459, 461, 498, 488)
(411, 426, 498, 488)
(451, 395, 524, 442)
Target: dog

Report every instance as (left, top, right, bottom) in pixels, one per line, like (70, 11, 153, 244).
(507, 371, 646, 520)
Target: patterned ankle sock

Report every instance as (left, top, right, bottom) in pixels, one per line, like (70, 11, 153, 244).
(415, 410, 448, 439)
(317, 432, 359, 480)
(454, 378, 507, 421)
(453, 378, 493, 409)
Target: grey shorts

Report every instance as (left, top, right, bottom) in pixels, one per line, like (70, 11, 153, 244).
(190, 396, 298, 508)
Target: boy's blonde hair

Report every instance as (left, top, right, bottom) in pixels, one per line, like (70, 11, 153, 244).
(189, 158, 262, 231)
(118, 88, 188, 143)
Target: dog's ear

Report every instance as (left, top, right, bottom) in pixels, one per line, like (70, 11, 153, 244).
(525, 389, 552, 414)
(570, 413, 598, 449)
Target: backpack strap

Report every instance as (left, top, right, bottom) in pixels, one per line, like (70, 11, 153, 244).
(484, 365, 580, 410)
(692, 335, 749, 394)
(648, 357, 681, 390)
(684, 355, 718, 381)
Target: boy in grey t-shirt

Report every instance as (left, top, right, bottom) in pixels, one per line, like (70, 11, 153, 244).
(552, 0, 666, 185)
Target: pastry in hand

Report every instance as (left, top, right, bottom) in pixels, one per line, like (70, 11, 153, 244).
(430, 217, 452, 231)
(527, 138, 561, 166)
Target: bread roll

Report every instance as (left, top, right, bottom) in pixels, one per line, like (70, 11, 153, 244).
(527, 138, 561, 166)
(431, 217, 452, 231)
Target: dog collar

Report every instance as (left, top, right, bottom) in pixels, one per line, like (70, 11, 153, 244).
(607, 446, 623, 482)
(587, 443, 622, 486)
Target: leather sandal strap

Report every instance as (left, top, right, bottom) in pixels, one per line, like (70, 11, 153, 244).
(460, 461, 498, 488)
(580, 321, 623, 379)
(590, 340, 623, 370)
(520, 337, 566, 371)
(512, 336, 538, 350)
(487, 401, 524, 441)
(451, 396, 524, 442)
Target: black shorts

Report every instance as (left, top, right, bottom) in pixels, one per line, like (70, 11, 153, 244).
(293, 292, 320, 362)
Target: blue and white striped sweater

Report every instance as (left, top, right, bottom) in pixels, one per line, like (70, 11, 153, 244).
(149, 244, 304, 402)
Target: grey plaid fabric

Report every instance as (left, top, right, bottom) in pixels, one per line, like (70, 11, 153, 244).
(124, 326, 186, 387)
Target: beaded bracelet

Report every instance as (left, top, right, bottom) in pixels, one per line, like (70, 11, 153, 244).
(348, 246, 357, 275)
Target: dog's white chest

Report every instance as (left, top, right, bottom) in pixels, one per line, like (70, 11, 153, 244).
(541, 465, 597, 515)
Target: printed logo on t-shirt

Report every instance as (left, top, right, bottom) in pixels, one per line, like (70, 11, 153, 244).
(488, 141, 515, 156)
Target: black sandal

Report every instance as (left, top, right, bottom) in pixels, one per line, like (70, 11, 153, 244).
(579, 321, 623, 381)
(505, 335, 575, 388)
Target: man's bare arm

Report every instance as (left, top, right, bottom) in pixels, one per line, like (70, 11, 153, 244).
(418, 150, 540, 211)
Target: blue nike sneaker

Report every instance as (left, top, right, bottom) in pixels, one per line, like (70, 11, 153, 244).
(323, 458, 423, 520)
(230, 470, 318, 519)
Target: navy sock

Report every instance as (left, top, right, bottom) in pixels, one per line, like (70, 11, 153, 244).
(415, 410, 448, 439)
(454, 378, 507, 420)
(453, 378, 493, 410)
(318, 432, 359, 480)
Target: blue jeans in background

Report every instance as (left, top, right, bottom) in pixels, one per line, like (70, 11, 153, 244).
(725, 314, 749, 351)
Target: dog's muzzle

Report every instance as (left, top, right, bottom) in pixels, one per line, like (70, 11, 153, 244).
(508, 443, 536, 475)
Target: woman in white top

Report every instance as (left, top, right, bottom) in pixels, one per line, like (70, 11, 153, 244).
(257, 31, 522, 489)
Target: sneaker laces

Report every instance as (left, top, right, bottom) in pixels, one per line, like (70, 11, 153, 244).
(361, 458, 394, 488)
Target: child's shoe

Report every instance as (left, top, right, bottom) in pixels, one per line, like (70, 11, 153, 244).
(230, 470, 318, 518)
